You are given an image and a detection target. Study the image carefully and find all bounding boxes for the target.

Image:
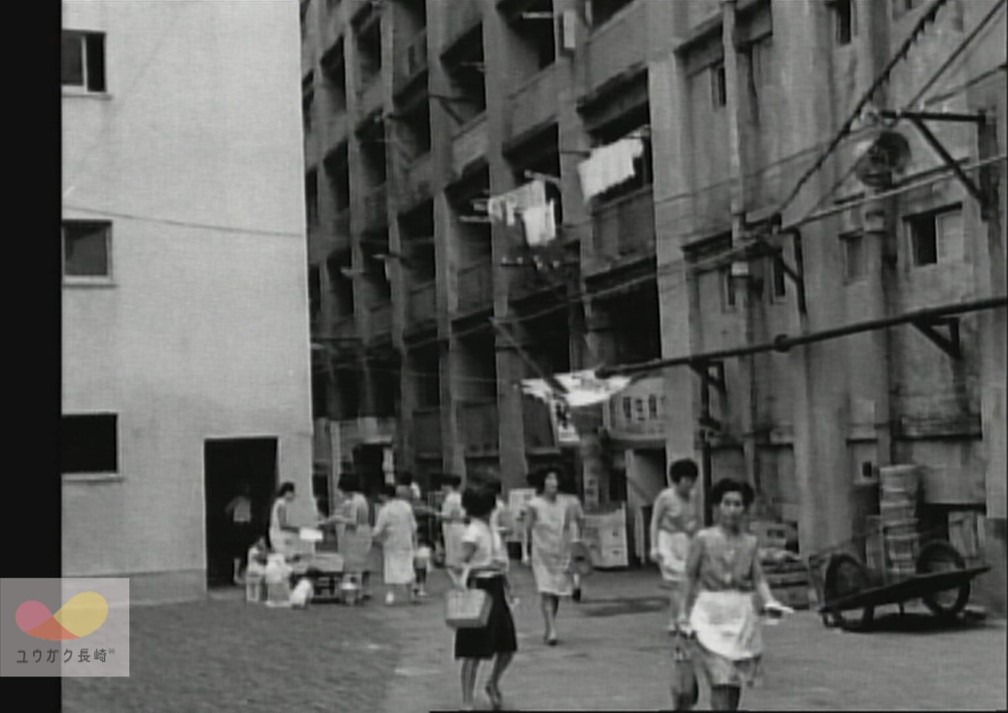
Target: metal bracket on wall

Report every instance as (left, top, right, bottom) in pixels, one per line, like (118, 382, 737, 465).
(689, 360, 726, 396)
(910, 316, 961, 360)
(880, 109, 991, 218)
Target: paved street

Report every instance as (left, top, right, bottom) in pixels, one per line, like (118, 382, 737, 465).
(63, 567, 1006, 712)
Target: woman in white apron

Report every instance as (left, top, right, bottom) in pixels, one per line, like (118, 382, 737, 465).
(679, 478, 788, 711)
(523, 467, 574, 645)
(268, 482, 299, 558)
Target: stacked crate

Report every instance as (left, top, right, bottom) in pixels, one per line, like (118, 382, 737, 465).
(878, 465, 920, 577)
(751, 520, 809, 610)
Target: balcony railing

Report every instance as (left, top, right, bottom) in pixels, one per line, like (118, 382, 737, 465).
(395, 29, 428, 91)
(523, 396, 556, 451)
(505, 66, 558, 143)
(457, 258, 493, 314)
(451, 114, 488, 175)
(368, 301, 392, 340)
(413, 407, 442, 457)
(458, 400, 499, 454)
(407, 280, 437, 327)
(592, 186, 656, 262)
(363, 184, 389, 230)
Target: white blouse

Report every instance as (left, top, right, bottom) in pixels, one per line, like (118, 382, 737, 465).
(462, 519, 506, 578)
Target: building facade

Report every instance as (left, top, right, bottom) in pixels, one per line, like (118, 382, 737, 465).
(62, 0, 315, 603)
(301, 0, 1006, 611)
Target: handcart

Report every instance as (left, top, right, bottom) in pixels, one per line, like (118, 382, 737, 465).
(807, 522, 990, 630)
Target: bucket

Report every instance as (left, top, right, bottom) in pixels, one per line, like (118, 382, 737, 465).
(881, 518, 918, 537)
(879, 465, 920, 496)
(879, 498, 916, 522)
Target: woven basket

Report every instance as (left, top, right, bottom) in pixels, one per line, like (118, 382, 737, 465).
(445, 587, 491, 629)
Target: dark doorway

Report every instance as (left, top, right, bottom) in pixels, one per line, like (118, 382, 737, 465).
(204, 438, 278, 588)
(353, 443, 387, 499)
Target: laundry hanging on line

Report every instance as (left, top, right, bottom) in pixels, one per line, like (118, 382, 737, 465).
(520, 200, 557, 247)
(521, 369, 633, 409)
(486, 180, 547, 228)
(577, 137, 645, 203)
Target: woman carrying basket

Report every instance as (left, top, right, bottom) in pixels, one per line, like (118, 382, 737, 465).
(449, 486, 517, 711)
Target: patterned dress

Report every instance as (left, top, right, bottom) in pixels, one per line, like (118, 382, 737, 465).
(686, 527, 764, 687)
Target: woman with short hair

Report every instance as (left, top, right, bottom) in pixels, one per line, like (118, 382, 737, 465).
(523, 467, 576, 645)
(451, 486, 517, 711)
(679, 478, 789, 711)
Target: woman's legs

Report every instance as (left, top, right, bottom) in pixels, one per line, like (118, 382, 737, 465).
(460, 658, 480, 709)
(667, 582, 684, 631)
(710, 685, 741, 711)
(540, 594, 560, 642)
(485, 652, 513, 709)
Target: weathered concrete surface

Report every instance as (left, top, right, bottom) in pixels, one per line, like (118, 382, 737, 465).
(382, 567, 1007, 712)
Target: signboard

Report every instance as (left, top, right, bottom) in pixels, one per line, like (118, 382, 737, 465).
(603, 376, 668, 442)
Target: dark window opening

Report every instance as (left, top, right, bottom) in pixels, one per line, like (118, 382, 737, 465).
(362, 233, 392, 301)
(400, 202, 436, 283)
(312, 372, 329, 419)
(62, 414, 118, 474)
(306, 170, 320, 226)
(590, 0, 635, 28)
(842, 231, 866, 282)
(443, 28, 487, 126)
(335, 368, 361, 419)
(356, 16, 383, 87)
(397, 96, 432, 159)
(62, 221, 111, 279)
(358, 122, 388, 186)
(62, 31, 105, 92)
(834, 0, 854, 45)
(324, 144, 351, 212)
(321, 41, 347, 112)
(771, 255, 787, 299)
(449, 168, 492, 265)
(907, 205, 962, 267)
(327, 249, 355, 317)
(309, 265, 323, 321)
(504, 0, 556, 75)
(414, 346, 441, 407)
(721, 268, 737, 311)
(711, 62, 727, 108)
(609, 284, 660, 363)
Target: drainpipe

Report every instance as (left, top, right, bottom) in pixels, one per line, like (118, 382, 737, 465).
(721, 0, 762, 499)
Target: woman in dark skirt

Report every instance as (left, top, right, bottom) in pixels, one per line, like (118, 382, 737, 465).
(450, 486, 518, 711)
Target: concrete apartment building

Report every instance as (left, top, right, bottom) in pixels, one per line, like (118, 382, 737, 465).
(301, 0, 1006, 611)
(62, 0, 314, 603)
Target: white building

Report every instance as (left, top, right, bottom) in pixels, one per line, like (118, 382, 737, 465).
(61, 0, 314, 603)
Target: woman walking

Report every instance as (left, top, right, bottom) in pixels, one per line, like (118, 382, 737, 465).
(450, 486, 517, 711)
(373, 481, 418, 605)
(678, 478, 789, 711)
(523, 467, 576, 645)
(268, 482, 300, 558)
(650, 459, 699, 631)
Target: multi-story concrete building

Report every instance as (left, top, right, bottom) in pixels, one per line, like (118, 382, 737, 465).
(62, 0, 314, 603)
(301, 0, 1005, 611)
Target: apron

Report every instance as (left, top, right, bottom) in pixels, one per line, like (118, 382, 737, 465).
(657, 530, 690, 582)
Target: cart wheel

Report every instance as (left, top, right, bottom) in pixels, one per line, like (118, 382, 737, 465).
(823, 553, 874, 629)
(916, 540, 970, 619)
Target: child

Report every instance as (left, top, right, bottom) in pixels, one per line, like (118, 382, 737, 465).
(650, 459, 699, 632)
(413, 539, 433, 598)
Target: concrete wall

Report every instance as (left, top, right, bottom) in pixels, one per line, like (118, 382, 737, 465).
(62, 0, 313, 602)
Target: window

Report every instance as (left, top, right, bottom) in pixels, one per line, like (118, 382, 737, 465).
(711, 62, 727, 108)
(62, 30, 106, 92)
(62, 221, 111, 280)
(306, 170, 319, 226)
(833, 0, 854, 46)
(770, 255, 787, 299)
(721, 267, 736, 311)
(590, 0, 635, 28)
(906, 205, 963, 267)
(842, 231, 867, 282)
(62, 414, 118, 475)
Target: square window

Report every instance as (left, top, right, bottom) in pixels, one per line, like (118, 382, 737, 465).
(907, 205, 962, 267)
(842, 231, 866, 282)
(62, 414, 118, 474)
(62, 221, 111, 279)
(62, 31, 106, 92)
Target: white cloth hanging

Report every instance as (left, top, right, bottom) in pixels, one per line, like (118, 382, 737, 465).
(577, 137, 645, 203)
(520, 369, 633, 408)
(520, 200, 557, 247)
(487, 180, 547, 228)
